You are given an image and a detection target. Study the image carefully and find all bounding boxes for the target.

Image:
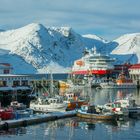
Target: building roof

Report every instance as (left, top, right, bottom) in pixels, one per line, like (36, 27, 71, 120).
(0, 63, 13, 69)
(129, 64, 140, 69)
(0, 63, 11, 66)
(0, 74, 31, 77)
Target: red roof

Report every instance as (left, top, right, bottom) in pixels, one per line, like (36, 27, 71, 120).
(129, 64, 140, 69)
(0, 63, 11, 66)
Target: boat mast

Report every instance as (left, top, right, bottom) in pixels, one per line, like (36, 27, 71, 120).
(92, 46, 97, 54)
(50, 70, 54, 96)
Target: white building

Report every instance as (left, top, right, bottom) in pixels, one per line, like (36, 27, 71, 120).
(0, 74, 32, 93)
(0, 63, 32, 93)
(129, 64, 140, 79)
(129, 64, 140, 87)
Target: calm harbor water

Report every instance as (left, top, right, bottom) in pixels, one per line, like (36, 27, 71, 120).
(0, 88, 140, 140)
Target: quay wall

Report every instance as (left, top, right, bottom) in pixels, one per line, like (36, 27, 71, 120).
(0, 111, 76, 130)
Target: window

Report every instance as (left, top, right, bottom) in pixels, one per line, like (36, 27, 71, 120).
(13, 81, 20, 86)
(21, 80, 28, 86)
(3, 69, 10, 74)
(0, 81, 7, 87)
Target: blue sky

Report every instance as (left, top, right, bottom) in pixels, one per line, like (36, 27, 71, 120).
(0, 0, 140, 40)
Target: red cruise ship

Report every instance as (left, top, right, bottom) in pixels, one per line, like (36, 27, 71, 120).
(72, 47, 115, 75)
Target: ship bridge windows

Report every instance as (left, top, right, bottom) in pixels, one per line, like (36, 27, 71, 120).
(89, 56, 110, 59)
(89, 59, 114, 63)
(91, 63, 108, 66)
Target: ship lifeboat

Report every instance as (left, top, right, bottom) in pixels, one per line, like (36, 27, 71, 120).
(76, 60, 84, 66)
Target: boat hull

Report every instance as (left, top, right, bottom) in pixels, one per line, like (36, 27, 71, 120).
(30, 103, 67, 112)
(100, 83, 137, 89)
(128, 107, 140, 116)
(0, 110, 14, 120)
(77, 111, 116, 120)
(72, 70, 112, 75)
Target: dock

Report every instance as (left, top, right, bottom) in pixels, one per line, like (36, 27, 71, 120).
(0, 111, 76, 130)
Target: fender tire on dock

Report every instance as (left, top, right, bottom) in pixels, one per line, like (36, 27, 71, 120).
(22, 120, 28, 127)
(3, 122, 9, 130)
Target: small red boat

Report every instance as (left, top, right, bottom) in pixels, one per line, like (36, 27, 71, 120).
(0, 108, 14, 120)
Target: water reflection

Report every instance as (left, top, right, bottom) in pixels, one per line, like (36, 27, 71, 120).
(81, 88, 140, 105)
(0, 127, 26, 136)
(0, 117, 140, 140)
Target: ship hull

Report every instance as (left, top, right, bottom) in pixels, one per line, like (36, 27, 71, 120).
(72, 69, 112, 75)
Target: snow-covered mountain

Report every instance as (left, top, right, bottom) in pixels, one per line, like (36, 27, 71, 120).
(0, 23, 139, 74)
(111, 33, 140, 63)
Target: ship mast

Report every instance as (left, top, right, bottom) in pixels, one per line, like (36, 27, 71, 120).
(92, 46, 97, 54)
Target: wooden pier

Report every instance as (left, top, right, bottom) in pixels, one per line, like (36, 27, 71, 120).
(0, 111, 76, 130)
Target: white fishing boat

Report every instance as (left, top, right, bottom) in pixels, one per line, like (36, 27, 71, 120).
(98, 100, 129, 117)
(98, 96, 140, 117)
(30, 96, 67, 112)
(30, 72, 67, 112)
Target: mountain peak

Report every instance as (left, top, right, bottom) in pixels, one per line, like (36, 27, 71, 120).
(19, 23, 45, 31)
(48, 26, 75, 37)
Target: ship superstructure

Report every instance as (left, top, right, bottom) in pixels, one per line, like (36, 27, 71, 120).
(72, 47, 115, 75)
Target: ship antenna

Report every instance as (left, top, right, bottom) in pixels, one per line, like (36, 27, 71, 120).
(92, 46, 97, 54)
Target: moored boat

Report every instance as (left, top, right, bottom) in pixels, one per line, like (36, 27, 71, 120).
(64, 92, 88, 111)
(10, 101, 33, 119)
(100, 72, 137, 89)
(10, 101, 26, 110)
(77, 105, 116, 120)
(30, 96, 67, 112)
(0, 108, 14, 120)
(98, 100, 129, 117)
(98, 96, 140, 117)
